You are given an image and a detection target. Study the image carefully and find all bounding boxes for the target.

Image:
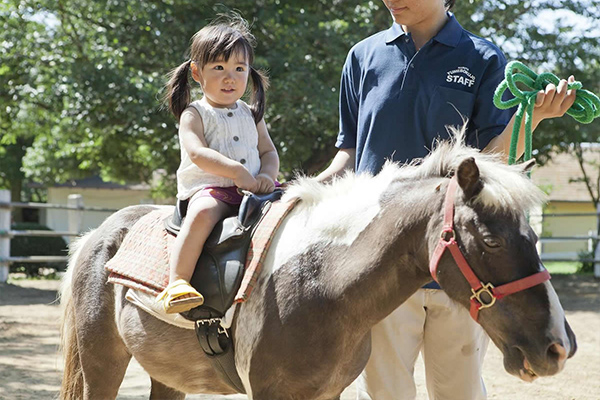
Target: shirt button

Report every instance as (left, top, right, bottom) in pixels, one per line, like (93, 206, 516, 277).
(410, 64, 415, 68)
(240, 158, 246, 164)
(405, 37, 409, 43)
(233, 136, 239, 141)
(227, 112, 233, 117)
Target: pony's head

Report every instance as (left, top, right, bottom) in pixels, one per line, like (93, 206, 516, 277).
(422, 133, 576, 381)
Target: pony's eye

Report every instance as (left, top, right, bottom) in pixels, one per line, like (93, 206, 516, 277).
(483, 235, 502, 248)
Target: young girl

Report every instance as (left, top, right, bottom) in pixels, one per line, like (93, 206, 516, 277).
(157, 16, 279, 314)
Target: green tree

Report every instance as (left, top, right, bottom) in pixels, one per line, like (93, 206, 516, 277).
(1, 0, 60, 216)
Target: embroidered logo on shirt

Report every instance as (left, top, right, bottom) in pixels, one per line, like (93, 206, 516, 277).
(446, 66, 476, 87)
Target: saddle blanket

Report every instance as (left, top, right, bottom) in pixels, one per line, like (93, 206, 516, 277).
(106, 198, 297, 308)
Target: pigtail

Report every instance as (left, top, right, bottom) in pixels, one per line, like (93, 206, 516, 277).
(249, 66, 269, 123)
(162, 60, 192, 120)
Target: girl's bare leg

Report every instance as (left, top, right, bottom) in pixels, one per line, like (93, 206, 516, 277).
(169, 196, 233, 288)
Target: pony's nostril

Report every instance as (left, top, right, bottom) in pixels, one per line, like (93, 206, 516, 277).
(548, 342, 568, 362)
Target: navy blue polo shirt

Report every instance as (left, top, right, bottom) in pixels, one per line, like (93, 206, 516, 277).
(336, 14, 513, 289)
(336, 13, 513, 174)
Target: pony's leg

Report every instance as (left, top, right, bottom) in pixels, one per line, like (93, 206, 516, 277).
(150, 378, 186, 400)
(77, 286, 133, 399)
(78, 330, 132, 399)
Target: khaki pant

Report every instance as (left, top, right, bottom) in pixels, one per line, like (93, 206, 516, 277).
(357, 289, 489, 400)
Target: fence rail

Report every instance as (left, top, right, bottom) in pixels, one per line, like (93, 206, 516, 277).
(0, 201, 118, 212)
(540, 236, 599, 241)
(0, 229, 81, 238)
(3, 256, 69, 263)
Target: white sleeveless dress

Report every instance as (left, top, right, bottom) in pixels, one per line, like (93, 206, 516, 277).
(176, 97, 261, 200)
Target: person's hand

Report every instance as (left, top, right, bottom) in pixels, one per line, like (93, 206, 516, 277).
(254, 173, 275, 194)
(233, 166, 258, 192)
(533, 75, 577, 123)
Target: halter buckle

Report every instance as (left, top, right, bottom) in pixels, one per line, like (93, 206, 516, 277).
(470, 282, 496, 309)
(440, 229, 455, 242)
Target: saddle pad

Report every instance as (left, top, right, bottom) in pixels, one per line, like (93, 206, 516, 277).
(106, 199, 298, 302)
(106, 207, 173, 296)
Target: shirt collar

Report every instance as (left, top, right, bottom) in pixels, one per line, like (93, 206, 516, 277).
(384, 12, 463, 47)
(385, 22, 407, 44)
(433, 13, 463, 47)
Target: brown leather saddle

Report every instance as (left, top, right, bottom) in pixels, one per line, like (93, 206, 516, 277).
(164, 189, 283, 321)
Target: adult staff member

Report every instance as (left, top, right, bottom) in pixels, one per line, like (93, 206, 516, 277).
(316, 1, 576, 399)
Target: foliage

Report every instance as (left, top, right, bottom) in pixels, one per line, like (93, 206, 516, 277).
(1, 0, 599, 202)
(576, 249, 595, 274)
(9, 222, 68, 276)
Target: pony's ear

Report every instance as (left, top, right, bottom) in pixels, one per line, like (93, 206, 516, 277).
(520, 159, 536, 173)
(456, 157, 483, 200)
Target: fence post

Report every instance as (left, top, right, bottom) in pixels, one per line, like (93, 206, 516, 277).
(529, 204, 543, 256)
(0, 190, 10, 283)
(67, 194, 84, 243)
(595, 203, 600, 279)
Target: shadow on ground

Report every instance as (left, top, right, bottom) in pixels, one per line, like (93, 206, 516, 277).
(549, 274, 599, 312)
(0, 282, 59, 306)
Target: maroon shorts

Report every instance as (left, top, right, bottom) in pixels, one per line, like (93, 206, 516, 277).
(193, 186, 244, 206)
(191, 182, 282, 207)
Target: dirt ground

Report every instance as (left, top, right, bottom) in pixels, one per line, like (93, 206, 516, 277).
(0, 274, 598, 400)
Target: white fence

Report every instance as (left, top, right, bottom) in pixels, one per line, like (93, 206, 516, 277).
(0, 189, 118, 282)
(537, 206, 600, 279)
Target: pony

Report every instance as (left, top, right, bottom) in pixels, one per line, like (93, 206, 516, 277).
(59, 133, 576, 400)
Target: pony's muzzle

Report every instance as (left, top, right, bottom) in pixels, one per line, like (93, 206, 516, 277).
(520, 341, 569, 381)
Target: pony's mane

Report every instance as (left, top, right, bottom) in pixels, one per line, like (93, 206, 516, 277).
(283, 127, 546, 215)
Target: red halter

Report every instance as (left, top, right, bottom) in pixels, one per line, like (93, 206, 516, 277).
(429, 176, 551, 322)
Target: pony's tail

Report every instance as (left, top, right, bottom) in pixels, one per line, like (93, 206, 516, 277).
(162, 59, 193, 120)
(249, 66, 269, 123)
(59, 232, 93, 400)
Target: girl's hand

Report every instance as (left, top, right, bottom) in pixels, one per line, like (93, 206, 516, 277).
(533, 75, 577, 123)
(233, 166, 258, 192)
(255, 173, 275, 194)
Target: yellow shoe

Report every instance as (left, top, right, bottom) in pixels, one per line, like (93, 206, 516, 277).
(156, 279, 204, 314)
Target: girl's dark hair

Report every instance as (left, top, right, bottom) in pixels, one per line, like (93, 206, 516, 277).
(445, 0, 456, 10)
(163, 15, 269, 123)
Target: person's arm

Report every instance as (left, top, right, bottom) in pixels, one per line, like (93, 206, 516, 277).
(485, 76, 577, 159)
(179, 107, 258, 191)
(254, 118, 280, 193)
(315, 148, 356, 183)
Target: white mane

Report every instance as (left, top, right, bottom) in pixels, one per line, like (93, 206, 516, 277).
(283, 127, 546, 215)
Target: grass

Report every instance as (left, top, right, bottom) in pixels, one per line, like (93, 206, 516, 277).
(7, 267, 63, 281)
(544, 261, 580, 275)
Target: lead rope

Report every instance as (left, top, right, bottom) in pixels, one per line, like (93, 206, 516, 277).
(493, 60, 600, 165)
